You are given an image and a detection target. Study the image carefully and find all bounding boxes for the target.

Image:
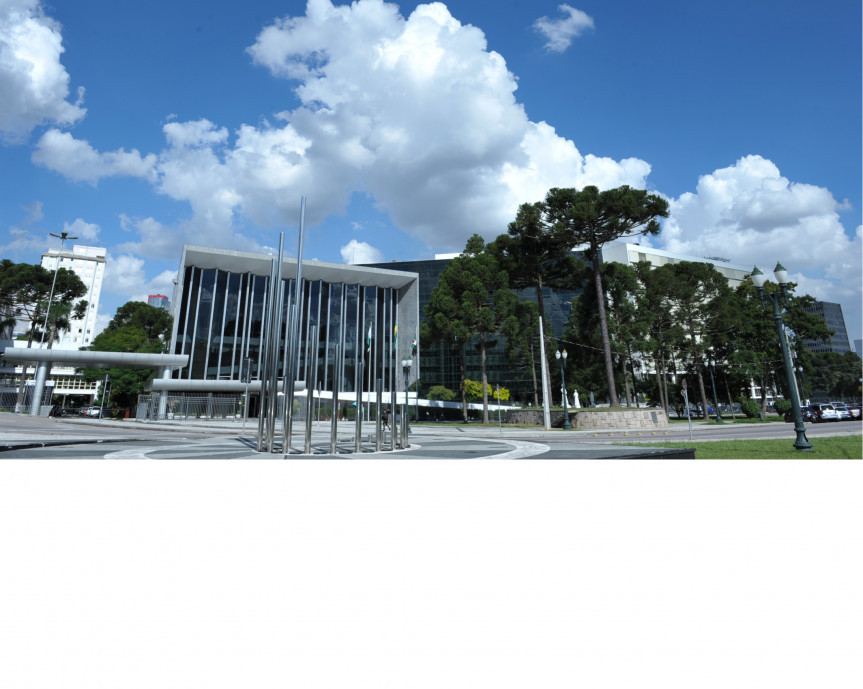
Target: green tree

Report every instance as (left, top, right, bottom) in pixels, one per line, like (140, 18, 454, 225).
(725, 278, 830, 413)
(426, 385, 457, 402)
(1, 259, 88, 411)
(633, 261, 684, 415)
(82, 302, 173, 410)
(653, 261, 735, 419)
(423, 235, 518, 423)
(543, 185, 669, 406)
(500, 301, 542, 407)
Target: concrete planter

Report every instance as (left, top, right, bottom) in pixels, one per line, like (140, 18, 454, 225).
(507, 408, 670, 430)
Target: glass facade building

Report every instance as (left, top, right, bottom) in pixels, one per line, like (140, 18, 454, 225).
(802, 301, 851, 354)
(362, 257, 581, 402)
(169, 246, 419, 408)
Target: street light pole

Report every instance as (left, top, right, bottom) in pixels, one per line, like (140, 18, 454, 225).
(555, 348, 571, 429)
(750, 264, 813, 452)
(707, 353, 724, 423)
(41, 231, 78, 346)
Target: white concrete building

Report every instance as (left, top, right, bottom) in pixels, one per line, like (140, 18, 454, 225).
(40, 244, 106, 349)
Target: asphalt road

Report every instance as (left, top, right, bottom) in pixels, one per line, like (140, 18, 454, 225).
(1, 413, 859, 459)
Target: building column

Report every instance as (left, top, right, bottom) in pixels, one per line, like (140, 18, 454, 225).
(156, 366, 171, 420)
(29, 360, 52, 416)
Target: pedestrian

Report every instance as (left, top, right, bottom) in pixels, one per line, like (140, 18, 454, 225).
(382, 409, 389, 430)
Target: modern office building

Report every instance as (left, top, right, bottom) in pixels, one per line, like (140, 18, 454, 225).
(148, 294, 171, 311)
(364, 241, 753, 403)
(158, 245, 420, 416)
(801, 301, 851, 355)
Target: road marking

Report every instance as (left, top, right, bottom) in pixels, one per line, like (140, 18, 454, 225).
(478, 440, 550, 459)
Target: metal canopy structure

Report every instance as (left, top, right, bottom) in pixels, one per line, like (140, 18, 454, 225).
(3, 347, 188, 416)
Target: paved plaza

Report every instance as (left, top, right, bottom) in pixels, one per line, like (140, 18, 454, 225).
(1, 412, 860, 459)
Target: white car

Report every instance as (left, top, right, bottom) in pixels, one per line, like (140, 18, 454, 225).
(86, 406, 103, 417)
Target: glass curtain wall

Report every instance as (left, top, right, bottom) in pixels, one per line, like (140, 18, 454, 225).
(174, 269, 398, 403)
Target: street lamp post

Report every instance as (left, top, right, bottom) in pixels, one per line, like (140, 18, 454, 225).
(41, 230, 78, 346)
(401, 357, 412, 443)
(750, 263, 813, 452)
(555, 348, 571, 430)
(706, 353, 724, 423)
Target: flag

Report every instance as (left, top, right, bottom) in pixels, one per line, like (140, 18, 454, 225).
(411, 334, 417, 356)
(393, 324, 398, 350)
(366, 325, 372, 352)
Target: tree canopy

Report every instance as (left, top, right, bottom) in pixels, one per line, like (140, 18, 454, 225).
(83, 301, 173, 409)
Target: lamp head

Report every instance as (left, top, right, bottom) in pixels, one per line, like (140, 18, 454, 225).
(555, 350, 561, 360)
(750, 266, 766, 288)
(773, 262, 788, 285)
(562, 349, 568, 360)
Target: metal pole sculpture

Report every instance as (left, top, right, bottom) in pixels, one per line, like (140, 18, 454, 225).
(354, 321, 363, 454)
(330, 341, 341, 455)
(389, 290, 397, 451)
(375, 378, 383, 451)
(283, 196, 307, 450)
(256, 249, 279, 451)
(304, 325, 317, 454)
(268, 234, 286, 452)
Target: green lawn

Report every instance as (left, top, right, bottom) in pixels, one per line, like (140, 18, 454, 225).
(625, 435, 862, 459)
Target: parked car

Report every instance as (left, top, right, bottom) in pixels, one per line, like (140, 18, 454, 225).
(846, 404, 861, 420)
(832, 405, 853, 421)
(808, 403, 840, 422)
(85, 406, 103, 418)
(785, 406, 817, 423)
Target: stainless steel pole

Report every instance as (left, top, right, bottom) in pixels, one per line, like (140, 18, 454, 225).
(330, 341, 341, 455)
(304, 325, 317, 454)
(375, 378, 383, 451)
(284, 197, 307, 448)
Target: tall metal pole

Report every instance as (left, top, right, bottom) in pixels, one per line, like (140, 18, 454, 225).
(284, 197, 307, 449)
(330, 341, 341, 455)
(375, 378, 383, 452)
(304, 325, 317, 454)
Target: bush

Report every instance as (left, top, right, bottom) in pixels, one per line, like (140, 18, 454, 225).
(740, 399, 761, 419)
(773, 398, 792, 416)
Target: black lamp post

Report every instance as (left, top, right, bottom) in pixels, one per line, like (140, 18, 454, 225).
(750, 264, 812, 452)
(555, 348, 571, 429)
(706, 353, 724, 423)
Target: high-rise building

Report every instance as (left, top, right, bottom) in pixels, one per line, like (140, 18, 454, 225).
(40, 244, 106, 350)
(801, 301, 851, 355)
(148, 294, 171, 311)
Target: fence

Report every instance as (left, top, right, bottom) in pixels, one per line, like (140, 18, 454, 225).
(136, 393, 245, 421)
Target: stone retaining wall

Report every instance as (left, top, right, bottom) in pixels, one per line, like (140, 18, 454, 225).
(507, 408, 670, 429)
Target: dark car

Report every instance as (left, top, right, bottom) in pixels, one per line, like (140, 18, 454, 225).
(785, 406, 817, 423)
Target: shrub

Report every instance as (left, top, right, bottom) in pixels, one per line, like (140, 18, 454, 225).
(773, 398, 792, 416)
(740, 399, 761, 419)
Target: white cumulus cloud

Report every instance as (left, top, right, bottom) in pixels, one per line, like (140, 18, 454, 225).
(33, 0, 649, 259)
(62, 217, 100, 243)
(0, 0, 85, 143)
(663, 155, 862, 338)
(340, 239, 384, 264)
(533, 4, 595, 53)
(32, 129, 157, 184)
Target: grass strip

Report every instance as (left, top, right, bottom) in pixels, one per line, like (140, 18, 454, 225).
(623, 435, 862, 459)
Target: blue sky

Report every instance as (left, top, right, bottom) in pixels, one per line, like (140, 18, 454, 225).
(1, 0, 860, 342)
